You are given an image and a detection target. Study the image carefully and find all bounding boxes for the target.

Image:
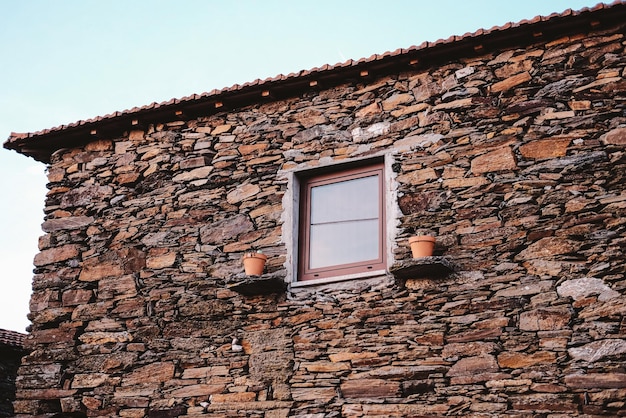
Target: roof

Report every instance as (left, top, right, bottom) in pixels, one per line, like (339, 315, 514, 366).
(5, 1, 626, 163)
(0, 328, 26, 348)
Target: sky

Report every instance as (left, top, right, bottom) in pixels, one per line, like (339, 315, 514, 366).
(0, 0, 603, 332)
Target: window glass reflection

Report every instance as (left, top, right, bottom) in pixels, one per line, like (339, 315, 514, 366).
(309, 219, 379, 269)
(308, 174, 380, 269)
(310, 175, 378, 224)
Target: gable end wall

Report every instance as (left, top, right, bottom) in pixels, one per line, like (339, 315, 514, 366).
(14, 21, 626, 417)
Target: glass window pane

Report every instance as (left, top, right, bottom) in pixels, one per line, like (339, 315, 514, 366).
(309, 219, 379, 269)
(310, 175, 379, 224)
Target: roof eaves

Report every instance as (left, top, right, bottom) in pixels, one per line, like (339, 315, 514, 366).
(5, 1, 626, 163)
(0, 328, 27, 349)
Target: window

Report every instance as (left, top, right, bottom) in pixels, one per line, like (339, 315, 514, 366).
(298, 162, 386, 281)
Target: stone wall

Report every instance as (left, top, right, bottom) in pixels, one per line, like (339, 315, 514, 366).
(14, 20, 626, 417)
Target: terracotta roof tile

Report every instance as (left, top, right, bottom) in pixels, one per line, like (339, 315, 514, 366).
(5, 1, 626, 162)
(0, 328, 26, 348)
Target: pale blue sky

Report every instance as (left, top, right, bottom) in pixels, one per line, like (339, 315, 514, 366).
(0, 0, 601, 331)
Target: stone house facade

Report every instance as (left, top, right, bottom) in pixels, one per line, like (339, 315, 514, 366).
(4, 2, 626, 417)
(0, 329, 27, 417)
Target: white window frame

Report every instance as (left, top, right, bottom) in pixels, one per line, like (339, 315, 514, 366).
(280, 154, 398, 287)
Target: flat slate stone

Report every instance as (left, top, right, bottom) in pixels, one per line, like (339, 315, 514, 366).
(227, 271, 287, 296)
(389, 256, 456, 280)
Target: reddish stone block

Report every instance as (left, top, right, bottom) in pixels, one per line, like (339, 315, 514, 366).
(565, 373, 626, 389)
(34, 244, 80, 266)
(471, 147, 517, 174)
(490, 71, 532, 93)
(341, 378, 400, 399)
(519, 307, 571, 331)
(519, 138, 571, 159)
(447, 355, 498, 377)
(601, 127, 626, 145)
(122, 363, 175, 387)
(497, 351, 556, 368)
(79, 258, 124, 282)
(62, 289, 93, 306)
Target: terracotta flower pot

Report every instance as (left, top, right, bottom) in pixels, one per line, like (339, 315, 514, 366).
(242, 252, 267, 275)
(409, 235, 435, 258)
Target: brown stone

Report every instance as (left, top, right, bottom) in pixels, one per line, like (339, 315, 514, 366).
(341, 378, 400, 399)
(71, 373, 110, 389)
(382, 93, 414, 111)
(497, 351, 556, 368)
(573, 76, 621, 92)
(519, 307, 571, 331)
(31, 307, 73, 325)
(432, 97, 472, 110)
(601, 127, 626, 145)
(490, 71, 532, 93)
(447, 328, 502, 343)
(210, 392, 256, 403)
(200, 214, 254, 245)
(34, 244, 80, 266)
(62, 289, 93, 306)
(509, 393, 578, 412)
(172, 166, 213, 182)
(212, 124, 232, 135)
(471, 147, 517, 174)
(289, 310, 323, 325)
(98, 275, 138, 300)
(113, 383, 158, 399)
(47, 167, 65, 182)
(122, 363, 175, 386)
(568, 100, 591, 110)
(128, 129, 145, 140)
(396, 168, 438, 186)
(226, 183, 261, 204)
(17, 389, 78, 400)
(394, 133, 442, 151)
(390, 103, 429, 118)
(302, 361, 350, 373)
(495, 61, 533, 79)
(442, 342, 498, 358)
(60, 185, 113, 208)
(168, 383, 227, 398)
(447, 355, 498, 377)
(450, 372, 510, 385)
(42, 216, 94, 232)
(180, 156, 211, 169)
(79, 258, 124, 282)
(565, 373, 626, 388)
(291, 387, 335, 402)
(442, 176, 489, 189)
(82, 396, 102, 410)
(329, 352, 378, 363)
(355, 101, 382, 118)
(239, 143, 269, 155)
(519, 138, 571, 159)
(79, 331, 133, 345)
(516, 237, 579, 261)
(146, 252, 177, 269)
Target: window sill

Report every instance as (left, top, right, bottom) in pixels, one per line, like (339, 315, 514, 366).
(227, 270, 287, 296)
(290, 269, 388, 288)
(389, 256, 456, 281)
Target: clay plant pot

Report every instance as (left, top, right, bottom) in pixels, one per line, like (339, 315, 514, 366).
(409, 235, 435, 258)
(242, 252, 267, 276)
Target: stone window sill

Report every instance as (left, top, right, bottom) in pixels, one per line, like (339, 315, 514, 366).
(227, 270, 287, 296)
(389, 256, 456, 281)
